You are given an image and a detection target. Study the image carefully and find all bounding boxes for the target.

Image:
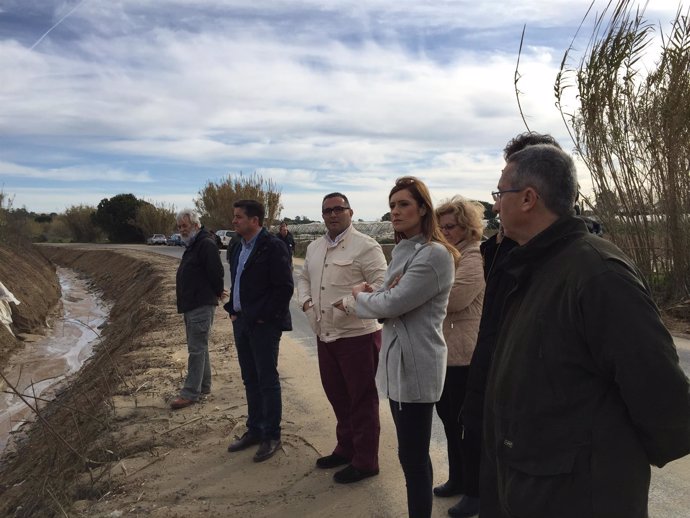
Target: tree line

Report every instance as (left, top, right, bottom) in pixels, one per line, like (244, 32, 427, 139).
(0, 173, 282, 244)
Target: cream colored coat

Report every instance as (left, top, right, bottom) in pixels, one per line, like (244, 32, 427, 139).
(297, 226, 386, 342)
(444, 239, 485, 366)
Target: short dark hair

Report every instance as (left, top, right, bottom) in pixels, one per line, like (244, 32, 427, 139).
(507, 144, 577, 217)
(322, 192, 350, 207)
(233, 199, 265, 226)
(503, 132, 561, 160)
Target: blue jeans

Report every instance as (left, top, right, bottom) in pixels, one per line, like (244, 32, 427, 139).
(232, 314, 282, 440)
(180, 305, 215, 401)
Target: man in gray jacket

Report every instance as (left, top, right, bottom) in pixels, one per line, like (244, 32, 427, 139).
(297, 192, 387, 484)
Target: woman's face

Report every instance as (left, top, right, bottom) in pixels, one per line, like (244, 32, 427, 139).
(439, 213, 467, 246)
(389, 188, 424, 238)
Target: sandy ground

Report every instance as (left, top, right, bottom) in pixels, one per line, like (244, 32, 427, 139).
(1, 244, 688, 517)
(83, 311, 423, 518)
(0, 246, 457, 518)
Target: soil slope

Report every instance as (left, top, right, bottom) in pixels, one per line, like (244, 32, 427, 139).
(0, 246, 415, 518)
(0, 244, 61, 359)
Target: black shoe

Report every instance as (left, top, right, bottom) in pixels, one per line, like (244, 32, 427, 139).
(434, 480, 462, 497)
(448, 496, 480, 518)
(333, 464, 379, 484)
(253, 439, 282, 462)
(227, 432, 261, 452)
(316, 453, 350, 469)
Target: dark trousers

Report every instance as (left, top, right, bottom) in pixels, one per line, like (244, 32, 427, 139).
(435, 365, 480, 496)
(390, 399, 435, 518)
(317, 331, 381, 471)
(232, 314, 282, 440)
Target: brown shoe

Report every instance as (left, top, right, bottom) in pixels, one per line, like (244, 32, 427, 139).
(170, 397, 195, 410)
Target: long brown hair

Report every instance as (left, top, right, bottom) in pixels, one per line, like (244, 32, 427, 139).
(389, 176, 461, 264)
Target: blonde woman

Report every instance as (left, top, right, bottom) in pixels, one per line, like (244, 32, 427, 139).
(434, 196, 486, 518)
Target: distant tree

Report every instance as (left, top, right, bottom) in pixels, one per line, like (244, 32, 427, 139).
(43, 216, 71, 243)
(293, 215, 314, 224)
(34, 214, 53, 223)
(195, 173, 282, 230)
(92, 194, 146, 243)
(62, 205, 104, 242)
(135, 200, 176, 237)
(381, 212, 391, 221)
(478, 201, 494, 220)
(0, 191, 32, 245)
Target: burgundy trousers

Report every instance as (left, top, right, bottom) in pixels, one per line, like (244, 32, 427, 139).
(317, 330, 381, 471)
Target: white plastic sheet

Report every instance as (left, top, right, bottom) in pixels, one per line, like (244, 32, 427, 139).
(0, 281, 20, 335)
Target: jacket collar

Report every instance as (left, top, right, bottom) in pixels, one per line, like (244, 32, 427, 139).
(506, 216, 589, 279)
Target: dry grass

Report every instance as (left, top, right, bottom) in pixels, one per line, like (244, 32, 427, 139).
(0, 248, 179, 517)
(553, 0, 690, 307)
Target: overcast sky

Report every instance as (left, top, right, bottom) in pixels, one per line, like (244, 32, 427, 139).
(0, 1, 680, 222)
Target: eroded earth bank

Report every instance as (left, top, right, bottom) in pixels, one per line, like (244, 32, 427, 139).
(0, 245, 411, 518)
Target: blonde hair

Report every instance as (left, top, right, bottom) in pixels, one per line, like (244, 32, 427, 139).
(389, 176, 461, 264)
(436, 196, 485, 243)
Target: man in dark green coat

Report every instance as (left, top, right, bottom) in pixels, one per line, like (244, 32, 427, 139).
(481, 144, 690, 518)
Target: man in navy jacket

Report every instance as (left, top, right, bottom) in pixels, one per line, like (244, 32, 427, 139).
(225, 199, 293, 462)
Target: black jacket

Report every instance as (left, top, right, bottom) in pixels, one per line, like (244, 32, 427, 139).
(225, 228, 293, 330)
(481, 216, 690, 518)
(462, 233, 518, 434)
(176, 228, 224, 313)
(276, 231, 296, 256)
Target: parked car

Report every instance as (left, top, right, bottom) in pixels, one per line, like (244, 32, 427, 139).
(166, 233, 183, 246)
(216, 229, 239, 249)
(147, 234, 167, 245)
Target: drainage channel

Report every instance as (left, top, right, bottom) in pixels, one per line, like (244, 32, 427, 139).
(0, 267, 110, 453)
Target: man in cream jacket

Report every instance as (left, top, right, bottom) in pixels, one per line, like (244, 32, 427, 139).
(297, 192, 387, 484)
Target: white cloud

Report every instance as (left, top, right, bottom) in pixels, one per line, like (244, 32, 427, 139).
(0, 161, 153, 182)
(0, 0, 674, 217)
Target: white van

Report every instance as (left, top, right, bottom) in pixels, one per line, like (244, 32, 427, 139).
(216, 230, 238, 249)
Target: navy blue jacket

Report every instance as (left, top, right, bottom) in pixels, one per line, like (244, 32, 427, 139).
(176, 228, 224, 313)
(225, 228, 293, 330)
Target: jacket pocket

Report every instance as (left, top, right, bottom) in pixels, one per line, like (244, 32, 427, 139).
(305, 305, 318, 335)
(330, 259, 354, 286)
(499, 432, 592, 518)
(332, 306, 366, 332)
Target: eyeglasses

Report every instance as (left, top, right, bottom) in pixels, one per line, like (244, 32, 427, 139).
(439, 223, 459, 231)
(491, 189, 522, 201)
(322, 206, 350, 216)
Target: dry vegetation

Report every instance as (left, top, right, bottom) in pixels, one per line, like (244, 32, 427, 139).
(0, 247, 180, 517)
(554, 0, 690, 315)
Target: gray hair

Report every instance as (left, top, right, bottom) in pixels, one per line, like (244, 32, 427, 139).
(507, 144, 577, 217)
(176, 208, 201, 226)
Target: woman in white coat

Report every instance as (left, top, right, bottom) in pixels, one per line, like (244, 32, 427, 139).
(353, 176, 459, 518)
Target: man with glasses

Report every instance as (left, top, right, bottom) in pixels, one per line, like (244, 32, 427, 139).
(297, 192, 387, 484)
(461, 132, 562, 517)
(480, 144, 690, 518)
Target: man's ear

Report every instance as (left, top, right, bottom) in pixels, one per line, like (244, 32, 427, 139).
(521, 188, 540, 211)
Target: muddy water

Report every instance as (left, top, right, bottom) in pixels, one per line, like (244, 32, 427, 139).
(0, 268, 109, 452)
